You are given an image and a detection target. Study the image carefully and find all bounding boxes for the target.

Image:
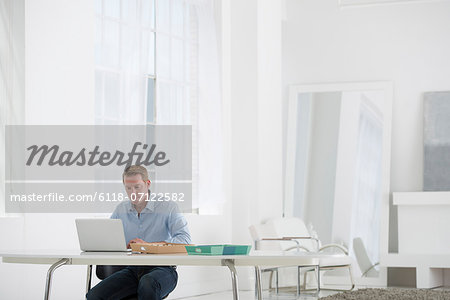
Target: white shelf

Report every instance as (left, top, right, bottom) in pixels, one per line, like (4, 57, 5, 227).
(381, 253, 450, 268)
(393, 192, 450, 205)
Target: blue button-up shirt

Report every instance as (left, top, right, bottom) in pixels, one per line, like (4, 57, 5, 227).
(110, 199, 191, 245)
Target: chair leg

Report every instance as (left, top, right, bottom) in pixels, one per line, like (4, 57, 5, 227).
(268, 270, 273, 290)
(348, 266, 355, 290)
(300, 268, 316, 291)
(254, 268, 258, 299)
(317, 266, 320, 292)
(275, 269, 279, 294)
(267, 268, 279, 294)
(303, 268, 308, 290)
(316, 265, 355, 292)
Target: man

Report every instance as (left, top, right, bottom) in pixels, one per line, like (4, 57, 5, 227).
(87, 165, 191, 300)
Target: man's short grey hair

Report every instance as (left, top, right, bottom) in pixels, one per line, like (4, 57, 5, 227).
(122, 165, 149, 182)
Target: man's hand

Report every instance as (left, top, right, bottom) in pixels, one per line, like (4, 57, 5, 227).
(127, 238, 146, 249)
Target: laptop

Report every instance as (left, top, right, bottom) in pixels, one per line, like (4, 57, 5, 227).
(76, 218, 130, 252)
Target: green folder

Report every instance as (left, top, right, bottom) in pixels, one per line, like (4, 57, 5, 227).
(185, 244, 251, 255)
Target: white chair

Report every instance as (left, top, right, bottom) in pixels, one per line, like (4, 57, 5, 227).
(353, 237, 379, 277)
(248, 223, 281, 294)
(249, 222, 320, 297)
(250, 217, 354, 295)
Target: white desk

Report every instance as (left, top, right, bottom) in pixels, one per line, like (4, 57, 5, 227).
(0, 250, 320, 300)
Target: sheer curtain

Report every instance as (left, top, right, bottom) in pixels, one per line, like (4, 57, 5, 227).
(155, 0, 223, 213)
(153, 0, 224, 213)
(0, 0, 25, 214)
(350, 95, 383, 265)
(94, 0, 149, 125)
(191, 0, 224, 214)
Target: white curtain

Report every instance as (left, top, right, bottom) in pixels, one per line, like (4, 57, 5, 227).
(0, 0, 25, 214)
(154, 0, 224, 213)
(188, 0, 224, 214)
(350, 95, 383, 265)
(95, 0, 148, 125)
(120, 24, 148, 125)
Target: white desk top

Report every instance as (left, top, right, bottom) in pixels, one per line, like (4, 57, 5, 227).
(0, 250, 325, 267)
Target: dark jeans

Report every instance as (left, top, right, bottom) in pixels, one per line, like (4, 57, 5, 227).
(86, 266, 178, 300)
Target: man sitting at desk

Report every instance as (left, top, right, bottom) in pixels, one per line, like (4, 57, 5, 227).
(87, 165, 191, 300)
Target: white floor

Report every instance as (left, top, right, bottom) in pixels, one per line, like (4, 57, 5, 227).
(172, 289, 338, 300)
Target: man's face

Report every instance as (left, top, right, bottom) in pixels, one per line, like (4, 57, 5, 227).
(123, 174, 150, 203)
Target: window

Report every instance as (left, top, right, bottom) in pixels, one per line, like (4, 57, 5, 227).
(95, 0, 194, 125)
(95, 0, 223, 213)
(96, 0, 153, 125)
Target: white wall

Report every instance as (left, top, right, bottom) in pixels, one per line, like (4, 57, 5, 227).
(25, 0, 95, 125)
(282, 0, 450, 254)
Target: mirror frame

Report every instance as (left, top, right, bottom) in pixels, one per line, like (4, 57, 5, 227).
(284, 81, 393, 286)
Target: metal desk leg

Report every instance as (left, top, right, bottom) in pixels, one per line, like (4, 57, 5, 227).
(222, 259, 239, 300)
(254, 266, 262, 300)
(86, 265, 93, 295)
(44, 258, 70, 300)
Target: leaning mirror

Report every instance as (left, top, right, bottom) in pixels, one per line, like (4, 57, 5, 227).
(284, 82, 392, 286)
